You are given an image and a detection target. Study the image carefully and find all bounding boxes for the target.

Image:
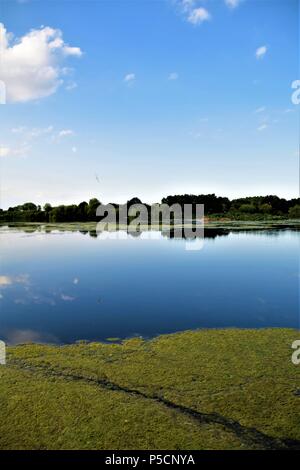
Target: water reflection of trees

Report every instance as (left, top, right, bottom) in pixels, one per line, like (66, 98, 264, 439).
(160, 228, 230, 240)
(2, 223, 300, 240)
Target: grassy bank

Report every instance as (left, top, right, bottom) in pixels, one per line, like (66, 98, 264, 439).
(1, 218, 300, 233)
(0, 328, 299, 450)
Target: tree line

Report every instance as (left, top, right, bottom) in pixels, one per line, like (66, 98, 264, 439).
(0, 194, 300, 222)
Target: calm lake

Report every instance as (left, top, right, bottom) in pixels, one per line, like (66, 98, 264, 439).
(0, 225, 299, 344)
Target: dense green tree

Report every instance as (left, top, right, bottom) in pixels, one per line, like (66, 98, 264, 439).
(87, 198, 101, 220)
(239, 204, 256, 214)
(21, 202, 37, 211)
(259, 203, 272, 214)
(77, 201, 89, 221)
(1, 194, 300, 223)
(43, 203, 52, 212)
(288, 205, 300, 218)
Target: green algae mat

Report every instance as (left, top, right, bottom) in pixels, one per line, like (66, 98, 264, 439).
(0, 328, 299, 450)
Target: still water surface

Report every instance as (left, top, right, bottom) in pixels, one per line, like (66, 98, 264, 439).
(0, 226, 299, 344)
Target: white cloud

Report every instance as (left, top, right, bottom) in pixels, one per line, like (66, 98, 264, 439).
(0, 143, 30, 158)
(124, 73, 135, 83)
(0, 23, 82, 103)
(225, 0, 241, 8)
(0, 146, 12, 158)
(11, 126, 26, 134)
(168, 72, 179, 80)
(255, 45, 267, 59)
(71, 146, 77, 153)
(29, 126, 54, 138)
(187, 8, 211, 24)
(176, 2, 211, 26)
(58, 129, 74, 138)
(11, 125, 53, 138)
(61, 45, 82, 57)
(257, 124, 268, 132)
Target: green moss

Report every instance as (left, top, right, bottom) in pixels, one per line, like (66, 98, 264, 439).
(0, 328, 299, 449)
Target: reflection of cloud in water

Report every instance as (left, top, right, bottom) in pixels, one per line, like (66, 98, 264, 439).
(4, 329, 59, 345)
(0, 274, 30, 287)
(14, 293, 56, 306)
(0, 275, 77, 305)
(61, 294, 75, 301)
(32, 294, 56, 306)
(0, 276, 12, 286)
(14, 298, 27, 305)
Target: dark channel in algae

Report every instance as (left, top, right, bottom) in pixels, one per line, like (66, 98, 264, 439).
(0, 328, 299, 450)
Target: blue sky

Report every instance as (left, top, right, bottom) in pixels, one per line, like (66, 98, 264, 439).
(0, 0, 298, 208)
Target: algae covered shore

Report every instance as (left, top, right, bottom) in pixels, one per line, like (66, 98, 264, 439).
(0, 328, 299, 450)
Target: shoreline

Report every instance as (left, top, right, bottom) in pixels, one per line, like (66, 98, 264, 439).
(1, 327, 299, 450)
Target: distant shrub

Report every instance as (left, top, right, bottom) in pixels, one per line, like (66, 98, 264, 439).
(239, 204, 257, 214)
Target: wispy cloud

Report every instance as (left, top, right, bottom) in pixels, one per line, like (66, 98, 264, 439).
(255, 45, 268, 59)
(58, 129, 74, 138)
(11, 125, 54, 140)
(0, 23, 82, 103)
(254, 106, 266, 114)
(0, 143, 30, 158)
(257, 124, 268, 132)
(65, 81, 78, 91)
(225, 0, 241, 8)
(124, 73, 135, 84)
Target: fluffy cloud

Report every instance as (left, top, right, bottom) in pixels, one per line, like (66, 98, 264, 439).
(187, 8, 211, 24)
(255, 45, 267, 59)
(0, 23, 82, 103)
(177, 1, 211, 24)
